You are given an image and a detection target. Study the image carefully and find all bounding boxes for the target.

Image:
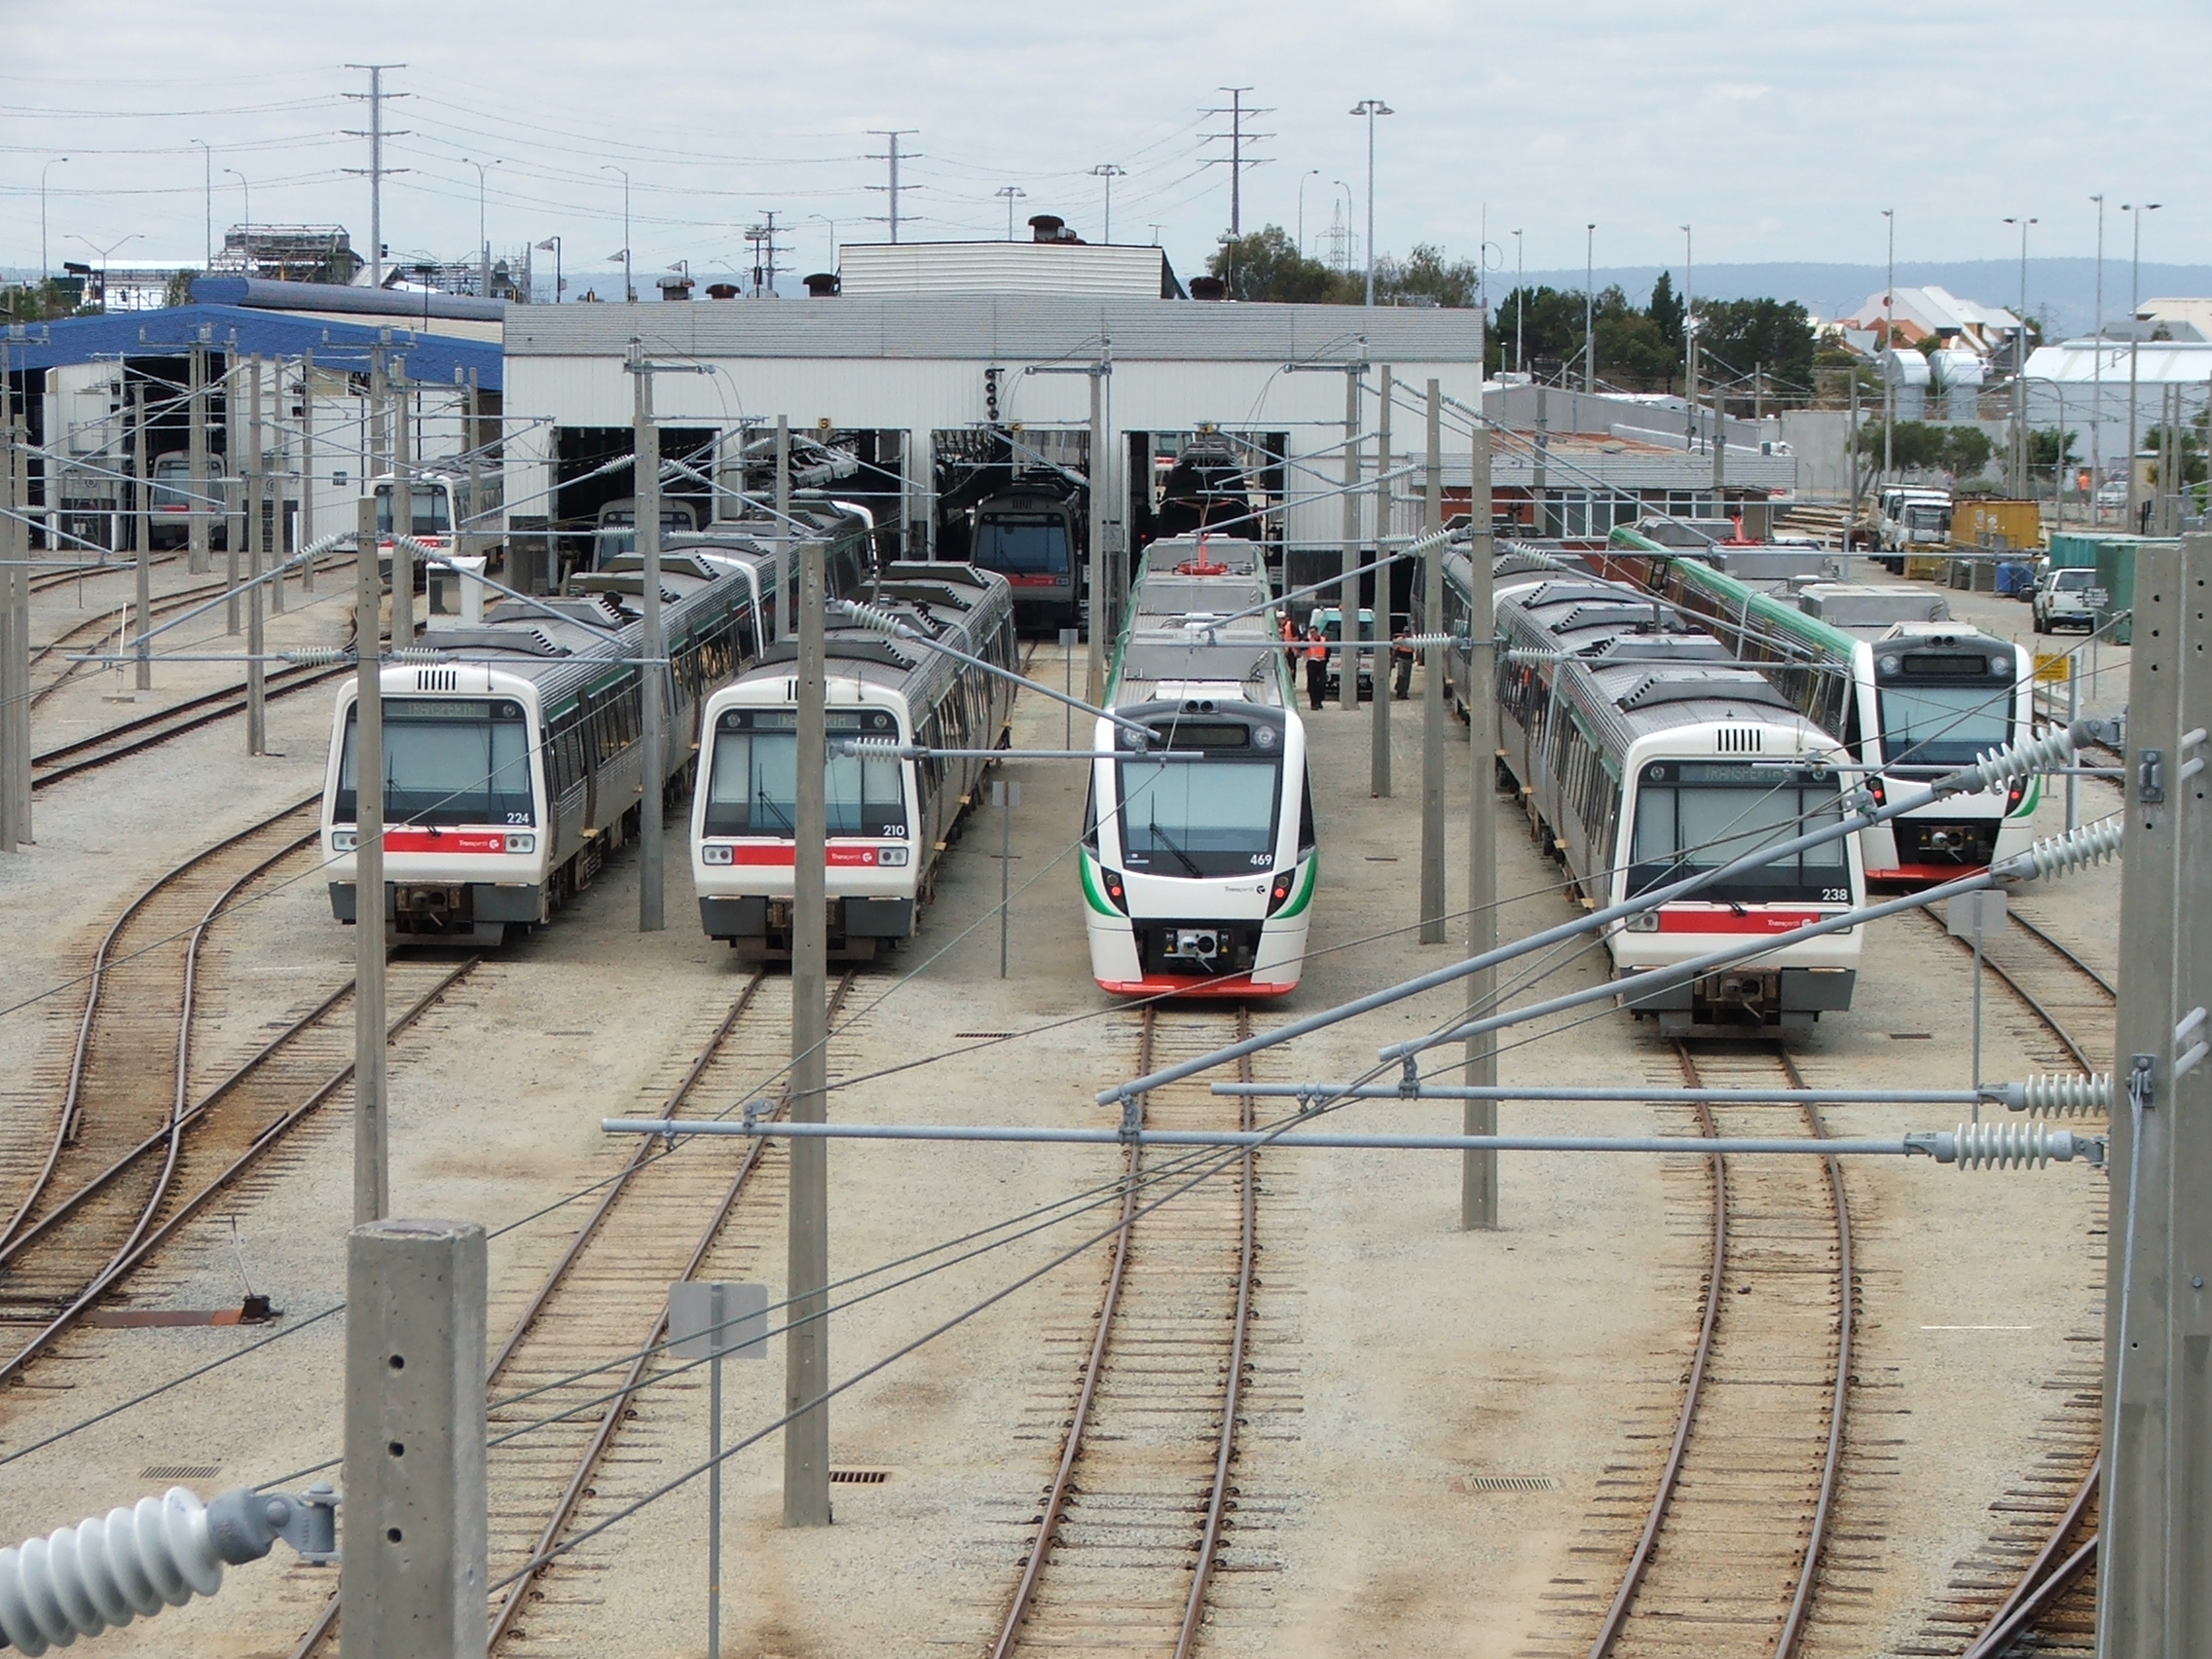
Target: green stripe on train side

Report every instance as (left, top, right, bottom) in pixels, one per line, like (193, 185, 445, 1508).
(1272, 856, 1318, 920)
(1080, 853, 1118, 916)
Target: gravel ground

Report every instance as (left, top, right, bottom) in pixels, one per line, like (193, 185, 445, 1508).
(0, 604, 2120, 1658)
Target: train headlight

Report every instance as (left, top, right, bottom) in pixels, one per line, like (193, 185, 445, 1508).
(1625, 909, 1661, 934)
(701, 844, 735, 866)
(1267, 867, 1297, 914)
(878, 845, 910, 867)
(331, 830, 358, 852)
(504, 832, 537, 855)
(1101, 868, 1129, 914)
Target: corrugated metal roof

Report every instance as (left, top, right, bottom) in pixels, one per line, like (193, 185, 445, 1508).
(503, 294, 1483, 365)
(0, 304, 503, 388)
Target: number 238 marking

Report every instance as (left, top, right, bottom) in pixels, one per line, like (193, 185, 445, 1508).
(1822, 888, 1848, 903)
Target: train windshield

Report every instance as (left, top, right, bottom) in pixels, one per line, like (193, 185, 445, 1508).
(1877, 682, 2012, 767)
(1116, 755, 1280, 877)
(150, 455, 198, 511)
(1628, 763, 1849, 903)
(375, 484, 453, 538)
(975, 514, 1070, 575)
(702, 709, 907, 838)
(337, 698, 535, 826)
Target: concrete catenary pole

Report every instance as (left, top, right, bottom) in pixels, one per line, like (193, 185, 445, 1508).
(265, 356, 284, 617)
(246, 355, 267, 756)
(775, 416, 793, 639)
(1087, 363, 1109, 705)
(340, 1218, 487, 1659)
(0, 402, 18, 855)
(1461, 418, 1498, 1231)
(225, 347, 241, 635)
(785, 428, 831, 1530)
(1419, 380, 1446, 943)
(391, 368, 414, 645)
(1882, 208, 1896, 485)
(2095, 531, 2212, 1658)
(132, 383, 152, 691)
(462, 366, 480, 577)
(1372, 365, 1393, 793)
(633, 345, 666, 933)
(1340, 366, 1361, 714)
(187, 339, 210, 575)
(6, 403, 26, 852)
(300, 351, 316, 594)
(354, 492, 388, 1227)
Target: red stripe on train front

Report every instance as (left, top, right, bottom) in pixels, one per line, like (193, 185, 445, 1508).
(1655, 907, 1834, 935)
(728, 843, 884, 867)
(384, 830, 505, 854)
(1094, 975, 1297, 999)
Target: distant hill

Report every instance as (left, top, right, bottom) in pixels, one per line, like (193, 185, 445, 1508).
(1499, 260, 2212, 340)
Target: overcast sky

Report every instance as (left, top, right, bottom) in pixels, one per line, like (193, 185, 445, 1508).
(5, 0, 2207, 292)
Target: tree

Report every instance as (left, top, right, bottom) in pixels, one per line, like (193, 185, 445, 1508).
(1206, 226, 1359, 304)
(1646, 271, 1683, 355)
(1693, 298, 1817, 398)
(1939, 425, 1994, 476)
(1373, 242, 1478, 309)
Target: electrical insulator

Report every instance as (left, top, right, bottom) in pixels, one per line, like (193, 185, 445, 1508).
(835, 598, 905, 638)
(1936, 1122, 2084, 1171)
(1962, 721, 2082, 794)
(0, 1485, 335, 1655)
(2000, 1073, 2113, 1118)
(1998, 814, 2124, 883)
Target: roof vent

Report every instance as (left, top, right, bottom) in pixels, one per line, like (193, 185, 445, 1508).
(416, 667, 459, 692)
(1028, 213, 1082, 244)
(1190, 276, 1228, 302)
(1714, 724, 1764, 753)
(803, 273, 840, 298)
(1614, 668, 1789, 715)
(706, 282, 740, 301)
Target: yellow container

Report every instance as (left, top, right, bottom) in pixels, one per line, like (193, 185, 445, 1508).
(1904, 555, 1948, 581)
(1951, 498, 2043, 551)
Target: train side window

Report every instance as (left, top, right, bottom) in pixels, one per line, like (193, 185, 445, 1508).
(1082, 777, 1099, 851)
(1298, 772, 1317, 856)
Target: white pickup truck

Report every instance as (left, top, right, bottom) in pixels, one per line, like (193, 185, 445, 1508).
(2033, 567, 2099, 634)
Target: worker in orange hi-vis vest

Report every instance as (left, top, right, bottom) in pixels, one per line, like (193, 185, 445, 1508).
(1305, 623, 1329, 712)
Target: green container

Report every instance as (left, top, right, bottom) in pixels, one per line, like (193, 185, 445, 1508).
(2046, 531, 2104, 569)
(2092, 535, 2175, 645)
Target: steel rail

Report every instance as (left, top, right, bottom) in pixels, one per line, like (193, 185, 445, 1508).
(1961, 1459, 2100, 1659)
(1176, 1008, 1256, 1659)
(30, 662, 349, 790)
(1920, 906, 2110, 1075)
(2007, 907, 2117, 999)
(989, 1008, 1154, 1659)
(0, 958, 478, 1387)
(1775, 1047, 1853, 1659)
(0, 796, 319, 1254)
(1589, 1069, 1724, 1659)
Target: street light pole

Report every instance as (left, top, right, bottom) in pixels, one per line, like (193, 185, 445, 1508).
(1088, 165, 1124, 243)
(1297, 168, 1320, 256)
(1583, 223, 1596, 396)
(2004, 215, 2038, 498)
(535, 236, 562, 304)
(225, 167, 250, 269)
(1348, 99, 1393, 307)
(39, 157, 67, 282)
(1512, 229, 1524, 377)
(1681, 223, 1696, 448)
(2123, 201, 2162, 534)
(1882, 207, 1896, 483)
(2091, 194, 2105, 513)
(465, 158, 498, 296)
(68, 234, 140, 314)
(602, 165, 633, 300)
(996, 186, 1027, 241)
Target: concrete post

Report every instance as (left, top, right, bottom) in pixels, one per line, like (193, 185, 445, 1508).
(300, 351, 316, 594)
(246, 356, 267, 756)
(1532, 384, 1549, 539)
(1340, 368, 1360, 713)
(340, 1219, 488, 1659)
(1461, 419, 1499, 1231)
(775, 415, 792, 641)
(1372, 365, 1393, 793)
(2096, 532, 2212, 1657)
(464, 367, 481, 573)
(8, 419, 28, 852)
(369, 345, 388, 483)
(264, 356, 284, 618)
(391, 372, 414, 645)
(634, 346, 666, 933)
(1087, 368, 1108, 705)
(0, 411, 18, 855)
(132, 383, 151, 691)
(1712, 389, 1726, 503)
(1419, 379, 1445, 942)
(225, 348, 241, 635)
(188, 341, 210, 575)
(354, 492, 388, 1227)
(785, 432, 831, 1529)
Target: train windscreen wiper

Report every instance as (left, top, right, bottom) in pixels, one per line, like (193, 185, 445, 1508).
(1147, 811, 1205, 878)
(755, 784, 794, 834)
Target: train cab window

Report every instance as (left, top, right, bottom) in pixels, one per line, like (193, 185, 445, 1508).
(1297, 773, 1317, 857)
(1875, 656, 2014, 767)
(1627, 763, 1847, 903)
(702, 708, 906, 838)
(338, 697, 534, 827)
(975, 514, 1071, 576)
(1116, 722, 1282, 878)
(374, 483, 453, 538)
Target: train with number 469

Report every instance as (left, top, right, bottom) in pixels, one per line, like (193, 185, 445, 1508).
(1493, 572, 1864, 1035)
(690, 562, 1017, 958)
(1082, 535, 1314, 998)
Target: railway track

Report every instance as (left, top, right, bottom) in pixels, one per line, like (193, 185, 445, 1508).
(0, 797, 478, 1383)
(287, 968, 862, 1658)
(1920, 902, 2116, 1076)
(29, 661, 350, 791)
(1577, 1039, 1853, 1659)
(1905, 899, 2114, 1659)
(25, 552, 184, 600)
(990, 1004, 1258, 1659)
